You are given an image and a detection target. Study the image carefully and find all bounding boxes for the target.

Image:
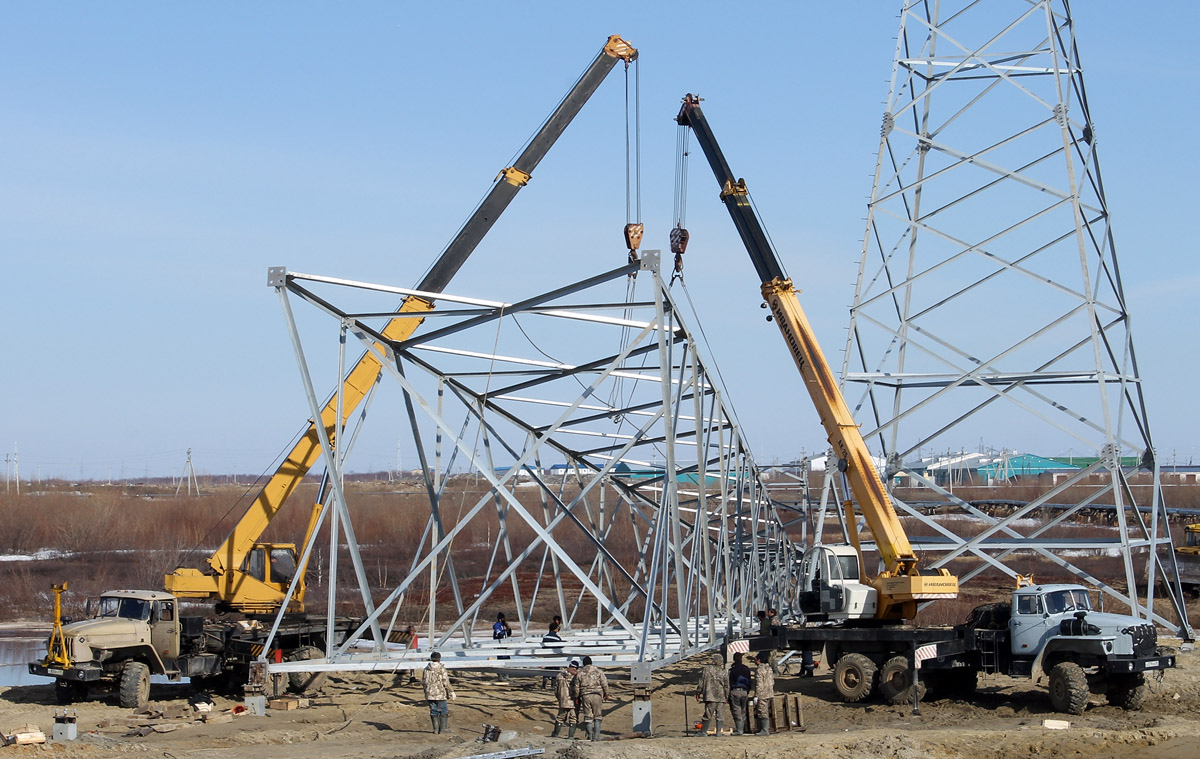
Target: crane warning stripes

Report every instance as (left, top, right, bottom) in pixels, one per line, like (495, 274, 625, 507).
(914, 644, 938, 668)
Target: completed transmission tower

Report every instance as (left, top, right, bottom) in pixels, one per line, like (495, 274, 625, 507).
(842, 0, 1191, 636)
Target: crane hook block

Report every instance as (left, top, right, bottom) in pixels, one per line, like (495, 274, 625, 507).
(624, 223, 644, 252)
(603, 35, 638, 62)
(669, 226, 689, 256)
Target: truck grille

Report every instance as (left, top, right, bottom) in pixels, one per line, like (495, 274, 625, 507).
(1123, 623, 1157, 658)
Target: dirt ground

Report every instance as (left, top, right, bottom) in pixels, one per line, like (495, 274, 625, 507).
(0, 640, 1197, 759)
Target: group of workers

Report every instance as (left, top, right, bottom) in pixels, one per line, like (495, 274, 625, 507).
(551, 655, 610, 740)
(417, 612, 777, 739)
(418, 649, 611, 740)
(695, 650, 775, 736)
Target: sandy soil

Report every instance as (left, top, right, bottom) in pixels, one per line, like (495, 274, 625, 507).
(1, 640, 1197, 759)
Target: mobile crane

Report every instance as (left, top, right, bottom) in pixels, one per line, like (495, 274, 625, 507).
(674, 94, 957, 623)
(163, 34, 638, 615)
(676, 94, 1174, 712)
(31, 36, 639, 710)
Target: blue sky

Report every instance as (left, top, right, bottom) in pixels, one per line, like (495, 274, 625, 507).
(2, 1, 1198, 481)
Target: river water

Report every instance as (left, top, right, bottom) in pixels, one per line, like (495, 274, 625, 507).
(0, 633, 51, 687)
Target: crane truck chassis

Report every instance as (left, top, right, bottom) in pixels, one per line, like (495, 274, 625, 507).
(754, 578, 1174, 714)
(29, 589, 352, 711)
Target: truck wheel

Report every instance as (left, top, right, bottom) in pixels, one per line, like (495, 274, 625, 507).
(833, 653, 878, 702)
(1106, 673, 1147, 710)
(879, 656, 926, 705)
(55, 680, 87, 704)
(119, 661, 151, 710)
(287, 646, 328, 694)
(1048, 661, 1088, 714)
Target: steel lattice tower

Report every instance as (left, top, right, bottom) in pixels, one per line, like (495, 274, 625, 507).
(842, 0, 1192, 636)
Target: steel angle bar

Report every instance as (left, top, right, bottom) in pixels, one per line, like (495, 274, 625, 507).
(390, 262, 639, 352)
(283, 269, 506, 309)
(273, 289, 384, 655)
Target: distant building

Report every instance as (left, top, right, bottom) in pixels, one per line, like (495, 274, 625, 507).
(977, 453, 1081, 483)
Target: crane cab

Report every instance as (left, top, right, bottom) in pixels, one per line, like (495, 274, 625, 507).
(798, 545, 878, 621)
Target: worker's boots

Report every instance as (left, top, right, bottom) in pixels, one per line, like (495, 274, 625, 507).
(733, 717, 745, 735)
(715, 719, 724, 737)
(756, 718, 769, 736)
(591, 719, 603, 741)
(431, 715, 440, 733)
(567, 724, 578, 739)
(439, 715, 449, 733)
(551, 723, 562, 738)
(695, 718, 710, 737)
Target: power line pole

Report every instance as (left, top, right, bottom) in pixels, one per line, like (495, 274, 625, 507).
(843, 0, 1191, 638)
(175, 448, 200, 496)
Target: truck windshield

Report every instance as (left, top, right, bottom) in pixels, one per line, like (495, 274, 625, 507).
(98, 597, 151, 621)
(1044, 589, 1093, 614)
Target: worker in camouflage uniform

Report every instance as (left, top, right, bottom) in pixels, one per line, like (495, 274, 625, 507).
(752, 651, 774, 736)
(421, 651, 456, 734)
(552, 658, 581, 738)
(727, 651, 753, 735)
(694, 652, 729, 736)
(569, 655, 609, 741)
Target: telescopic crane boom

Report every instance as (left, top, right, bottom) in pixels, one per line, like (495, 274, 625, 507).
(164, 36, 638, 614)
(675, 94, 956, 621)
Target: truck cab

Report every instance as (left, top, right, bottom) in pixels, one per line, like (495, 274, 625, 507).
(29, 589, 200, 710)
(972, 582, 1175, 713)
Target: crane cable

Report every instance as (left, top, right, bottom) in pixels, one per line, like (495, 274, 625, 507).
(670, 107, 691, 285)
(622, 56, 643, 267)
(612, 58, 642, 420)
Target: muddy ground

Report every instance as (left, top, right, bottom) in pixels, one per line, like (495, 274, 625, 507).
(1, 640, 1196, 759)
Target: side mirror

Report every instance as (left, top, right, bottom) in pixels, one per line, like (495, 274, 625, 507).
(85, 599, 94, 618)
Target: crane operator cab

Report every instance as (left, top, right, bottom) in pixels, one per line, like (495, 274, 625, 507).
(798, 545, 879, 621)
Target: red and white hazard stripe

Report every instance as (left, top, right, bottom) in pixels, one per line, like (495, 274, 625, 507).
(914, 644, 938, 668)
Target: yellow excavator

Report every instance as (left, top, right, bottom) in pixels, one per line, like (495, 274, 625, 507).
(164, 35, 638, 615)
(1176, 523, 1200, 594)
(674, 94, 956, 621)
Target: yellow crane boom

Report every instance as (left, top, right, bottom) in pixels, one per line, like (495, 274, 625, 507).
(675, 94, 956, 620)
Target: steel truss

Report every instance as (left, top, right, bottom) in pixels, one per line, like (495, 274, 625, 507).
(262, 253, 801, 677)
(840, 0, 1192, 636)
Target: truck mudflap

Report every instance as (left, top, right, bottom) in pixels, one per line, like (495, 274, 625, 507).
(28, 662, 104, 682)
(1102, 652, 1176, 675)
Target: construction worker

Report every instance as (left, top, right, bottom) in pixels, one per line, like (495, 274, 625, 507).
(493, 612, 512, 682)
(727, 651, 753, 735)
(752, 651, 774, 736)
(552, 658, 581, 738)
(404, 625, 419, 685)
(694, 652, 729, 736)
(570, 655, 609, 741)
(421, 651, 456, 734)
